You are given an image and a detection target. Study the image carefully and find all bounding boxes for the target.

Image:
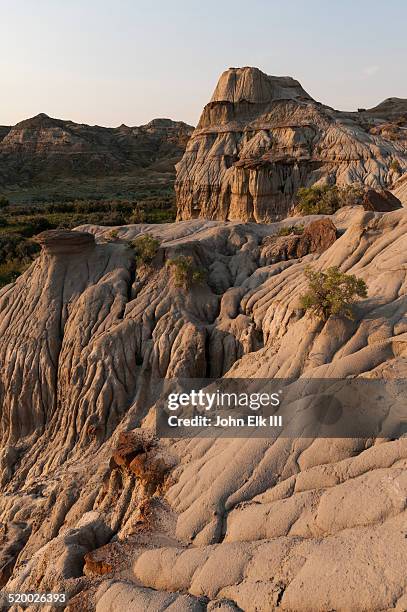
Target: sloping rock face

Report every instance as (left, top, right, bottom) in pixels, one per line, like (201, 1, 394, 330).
(0, 114, 193, 188)
(1, 209, 407, 609)
(393, 173, 407, 206)
(176, 66, 407, 222)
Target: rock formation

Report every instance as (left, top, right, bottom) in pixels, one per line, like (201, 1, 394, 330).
(0, 114, 193, 192)
(1, 204, 407, 609)
(362, 188, 403, 212)
(175, 66, 407, 222)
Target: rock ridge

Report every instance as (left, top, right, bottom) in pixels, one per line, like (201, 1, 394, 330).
(176, 66, 407, 222)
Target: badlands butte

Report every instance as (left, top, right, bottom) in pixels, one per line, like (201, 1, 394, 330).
(0, 66, 407, 611)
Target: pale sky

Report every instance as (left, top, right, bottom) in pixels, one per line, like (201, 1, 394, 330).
(1, 0, 406, 127)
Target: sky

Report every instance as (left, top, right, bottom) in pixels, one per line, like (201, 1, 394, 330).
(1, 0, 406, 127)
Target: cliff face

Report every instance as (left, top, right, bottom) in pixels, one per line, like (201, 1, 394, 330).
(0, 114, 193, 189)
(175, 66, 407, 222)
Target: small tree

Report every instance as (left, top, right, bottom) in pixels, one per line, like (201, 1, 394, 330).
(131, 234, 160, 265)
(167, 255, 206, 290)
(300, 266, 367, 321)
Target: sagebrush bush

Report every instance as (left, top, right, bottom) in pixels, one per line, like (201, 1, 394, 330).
(277, 225, 304, 237)
(106, 229, 119, 241)
(0, 234, 40, 265)
(166, 255, 206, 289)
(21, 216, 55, 237)
(128, 207, 146, 224)
(131, 234, 160, 265)
(0, 259, 31, 288)
(300, 266, 367, 320)
(296, 185, 364, 215)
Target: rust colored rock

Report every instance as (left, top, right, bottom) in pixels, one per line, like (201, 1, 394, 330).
(260, 234, 301, 263)
(111, 431, 152, 469)
(297, 218, 337, 256)
(83, 545, 114, 576)
(260, 218, 337, 264)
(129, 452, 172, 494)
(362, 189, 403, 212)
(34, 229, 95, 255)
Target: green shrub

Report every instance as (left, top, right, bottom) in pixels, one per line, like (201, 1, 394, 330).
(167, 255, 206, 289)
(21, 217, 55, 237)
(277, 225, 304, 237)
(128, 207, 146, 224)
(0, 234, 40, 265)
(0, 196, 9, 209)
(300, 266, 367, 320)
(296, 185, 364, 215)
(131, 234, 160, 265)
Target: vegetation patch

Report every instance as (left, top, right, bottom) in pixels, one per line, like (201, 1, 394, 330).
(131, 234, 160, 265)
(166, 255, 206, 289)
(295, 185, 364, 215)
(300, 266, 367, 320)
(277, 225, 304, 237)
(0, 184, 175, 286)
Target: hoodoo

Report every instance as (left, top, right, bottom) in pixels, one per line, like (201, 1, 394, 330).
(175, 66, 407, 222)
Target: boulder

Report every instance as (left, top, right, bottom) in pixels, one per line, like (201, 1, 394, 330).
(297, 217, 338, 255)
(260, 217, 337, 264)
(362, 189, 403, 212)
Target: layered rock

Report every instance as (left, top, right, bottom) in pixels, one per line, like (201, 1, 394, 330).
(176, 66, 407, 222)
(0, 113, 193, 189)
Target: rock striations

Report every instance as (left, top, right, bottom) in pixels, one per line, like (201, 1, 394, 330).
(0, 114, 193, 189)
(175, 66, 407, 222)
(1, 206, 407, 609)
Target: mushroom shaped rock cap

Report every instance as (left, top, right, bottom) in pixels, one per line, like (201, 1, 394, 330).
(34, 229, 95, 255)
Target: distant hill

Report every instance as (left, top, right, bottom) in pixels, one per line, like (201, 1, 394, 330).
(0, 114, 194, 202)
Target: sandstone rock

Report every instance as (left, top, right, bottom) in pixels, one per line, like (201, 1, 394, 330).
(176, 66, 407, 222)
(362, 188, 403, 212)
(111, 431, 152, 470)
(260, 217, 337, 264)
(392, 173, 407, 205)
(34, 229, 96, 255)
(129, 451, 174, 495)
(297, 217, 337, 255)
(83, 543, 117, 576)
(0, 208, 407, 609)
